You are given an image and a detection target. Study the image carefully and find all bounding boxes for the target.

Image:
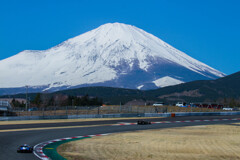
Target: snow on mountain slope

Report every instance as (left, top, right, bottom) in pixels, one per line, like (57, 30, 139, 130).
(0, 23, 225, 92)
(153, 76, 184, 88)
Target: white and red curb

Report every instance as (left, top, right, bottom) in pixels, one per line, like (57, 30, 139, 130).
(34, 117, 240, 159)
(34, 133, 112, 160)
(112, 118, 240, 126)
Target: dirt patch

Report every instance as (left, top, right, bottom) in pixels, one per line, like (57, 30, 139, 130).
(58, 123, 240, 160)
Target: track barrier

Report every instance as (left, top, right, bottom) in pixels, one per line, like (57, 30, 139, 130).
(0, 112, 240, 121)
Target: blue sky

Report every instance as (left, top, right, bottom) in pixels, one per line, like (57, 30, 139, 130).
(0, 0, 239, 75)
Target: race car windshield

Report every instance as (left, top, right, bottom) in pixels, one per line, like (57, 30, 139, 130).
(20, 145, 29, 147)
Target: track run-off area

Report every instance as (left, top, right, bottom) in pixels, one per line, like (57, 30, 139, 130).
(1, 115, 240, 160)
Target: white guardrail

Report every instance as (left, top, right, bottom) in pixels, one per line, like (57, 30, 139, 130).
(0, 112, 240, 121)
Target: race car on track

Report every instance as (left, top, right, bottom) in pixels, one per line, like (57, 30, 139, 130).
(137, 120, 151, 125)
(17, 144, 33, 153)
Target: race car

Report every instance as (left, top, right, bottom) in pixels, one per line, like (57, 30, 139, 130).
(17, 144, 33, 153)
(137, 120, 151, 125)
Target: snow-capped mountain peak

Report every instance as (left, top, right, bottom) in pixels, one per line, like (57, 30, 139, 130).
(0, 22, 225, 93)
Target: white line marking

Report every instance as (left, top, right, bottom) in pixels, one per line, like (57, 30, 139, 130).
(194, 120, 201, 122)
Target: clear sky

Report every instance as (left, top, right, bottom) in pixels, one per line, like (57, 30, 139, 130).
(0, 0, 239, 75)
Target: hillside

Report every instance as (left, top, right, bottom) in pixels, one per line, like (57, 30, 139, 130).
(2, 71, 239, 105)
(146, 71, 240, 103)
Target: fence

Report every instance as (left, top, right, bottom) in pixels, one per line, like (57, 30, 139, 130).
(9, 105, 236, 117)
(13, 105, 165, 117)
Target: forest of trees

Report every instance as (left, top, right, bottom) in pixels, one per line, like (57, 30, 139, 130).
(11, 93, 103, 108)
(11, 98, 25, 108)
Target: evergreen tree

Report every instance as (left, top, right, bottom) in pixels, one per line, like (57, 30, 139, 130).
(33, 93, 41, 107)
(229, 98, 236, 107)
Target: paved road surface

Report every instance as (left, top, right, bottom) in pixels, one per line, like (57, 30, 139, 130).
(1, 115, 240, 160)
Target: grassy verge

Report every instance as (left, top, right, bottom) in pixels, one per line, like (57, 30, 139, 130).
(43, 137, 91, 160)
(58, 123, 240, 160)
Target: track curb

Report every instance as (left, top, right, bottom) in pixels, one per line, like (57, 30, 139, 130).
(112, 118, 240, 126)
(34, 133, 112, 160)
(34, 117, 240, 159)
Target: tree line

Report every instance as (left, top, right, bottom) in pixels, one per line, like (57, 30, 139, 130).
(11, 93, 103, 108)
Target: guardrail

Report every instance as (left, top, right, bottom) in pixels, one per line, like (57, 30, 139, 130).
(0, 112, 240, 121)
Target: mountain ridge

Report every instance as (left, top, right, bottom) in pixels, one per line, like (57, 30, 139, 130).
(0, 22, 225, 94)
(1, 71, 239, 105)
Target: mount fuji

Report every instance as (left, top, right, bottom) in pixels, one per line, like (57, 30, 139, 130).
(0, 23, 225, 95)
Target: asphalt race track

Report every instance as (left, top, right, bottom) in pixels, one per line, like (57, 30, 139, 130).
(1, 115, 240, 160)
